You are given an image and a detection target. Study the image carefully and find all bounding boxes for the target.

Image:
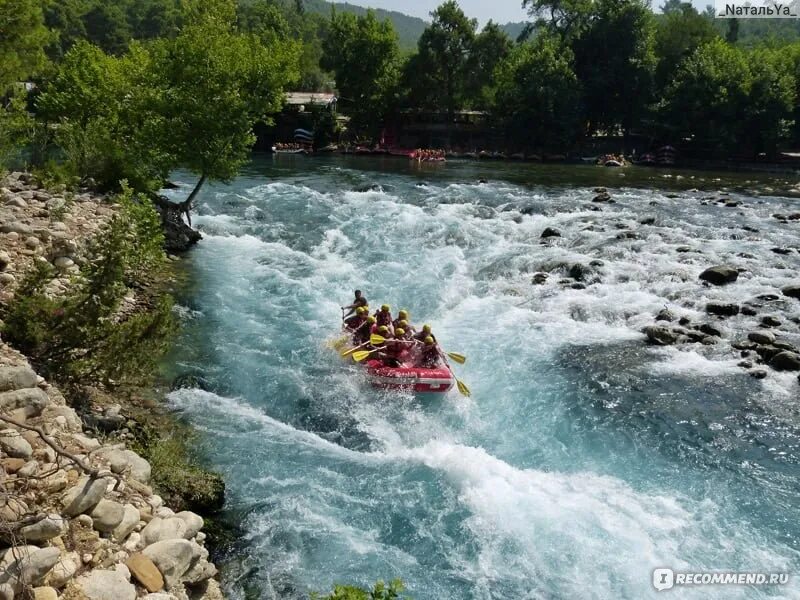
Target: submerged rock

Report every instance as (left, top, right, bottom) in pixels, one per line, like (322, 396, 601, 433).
(770, 351, 800, 371)
(706, 302, 740, 316)
(699, 265, 739, 286)
(643, 326, 681, 346)
(748, 331, 775, 345)
(540, 227, 561, 239)
(782, 285, 800, 299)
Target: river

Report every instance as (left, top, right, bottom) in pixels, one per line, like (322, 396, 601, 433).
(161, 156, 800, 599)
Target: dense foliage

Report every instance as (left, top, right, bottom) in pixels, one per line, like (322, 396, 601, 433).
(313, 579, 408, 600)
(3, 0, 800, 185)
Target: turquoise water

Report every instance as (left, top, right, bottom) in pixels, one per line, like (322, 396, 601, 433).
(163, 156, 800, 599)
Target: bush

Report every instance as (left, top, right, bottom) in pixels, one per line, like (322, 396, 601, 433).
(0, 184, 173, 385)
(314, 580, 408, 600)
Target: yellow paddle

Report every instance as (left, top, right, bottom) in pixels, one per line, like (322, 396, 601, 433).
(456, 379, 471, 397)
(353, 348, 382, 362)
(340, 341, 369, 358)
(370, 334, 466, 364)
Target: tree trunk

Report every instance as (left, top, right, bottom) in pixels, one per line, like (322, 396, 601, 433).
(179, 173, 207, 227)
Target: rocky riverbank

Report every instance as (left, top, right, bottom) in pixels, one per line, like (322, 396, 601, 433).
(0, 172, 223, 600)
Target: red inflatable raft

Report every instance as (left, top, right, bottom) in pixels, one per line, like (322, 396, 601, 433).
(364, 359, 454, 394)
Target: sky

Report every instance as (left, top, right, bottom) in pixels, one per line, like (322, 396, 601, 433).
(338, 0, 710, 24)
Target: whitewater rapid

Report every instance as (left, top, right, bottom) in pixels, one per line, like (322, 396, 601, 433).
(162, 158, 800, 599)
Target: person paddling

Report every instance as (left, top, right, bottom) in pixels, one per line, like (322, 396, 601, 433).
(374, 304, 393, 328)
(352, 316, 375, 345)
(393, 309, 411, 330)
(379, 329, 408, 367)
(418, 336, 444, 368)
(342, 290, 368, 318)
(413, 324, 437, 344)
(344, 306, 367, 330)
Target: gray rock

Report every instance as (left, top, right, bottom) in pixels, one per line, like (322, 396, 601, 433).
(750, 369, 768, 379)
(0, 367, 38, 392)
(0, 429, 33, 459)
(44, 550, 79, 589)
(142, 539, 199, 589)
(706, 302, 740, 317)
(770, 351, 800, 371)
(540, 227, 561, 238)
(97, 448, 151, 483)
(90, 499, 126, 533)
(0, 387, 49, 417)
(532, 273, 548, 285)
(18, 514, 66, 543)
(112, 504, 141, 542)
(174, 512, 203, 539)
(74, 569, 136, 600)
(655, 308, 675, 322)
(698, 323, 723, 337)
(748, 331, 776, 345)
(699, 265, 739, 285)
(761, 315, 782, 327)
(0, 546, 60, 591)
(180, 558, 217, 585)
(62, 476, 108, 516)
(783, 285, 800, 299)
(644, 326, 681, 346)
(0, 583, 12, 600)
(0, 222, 33, 235)
(141, 517, 188, 546)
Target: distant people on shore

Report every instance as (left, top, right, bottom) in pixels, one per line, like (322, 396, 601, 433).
(411, 148, 445, 162)
(273, 142, 307, 151)
(597, 153, 626, 166)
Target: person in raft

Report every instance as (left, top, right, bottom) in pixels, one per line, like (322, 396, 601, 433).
(418, 336, 444, 368)
(374, 304, 393, 327)
(350, 315, 375, 345)
(343, 306, 367, 329)
(342, 290, 368, 318)
(392, 309, 413, 331)
(378, 328, 410, 367)
(413, 324, 437, 344)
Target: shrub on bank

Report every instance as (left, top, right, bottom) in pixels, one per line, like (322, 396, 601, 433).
(314, 579, 408, 600)
(1, 183, 173, 385)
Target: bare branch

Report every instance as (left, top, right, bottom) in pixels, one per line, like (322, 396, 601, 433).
(0, 414, 123, 491)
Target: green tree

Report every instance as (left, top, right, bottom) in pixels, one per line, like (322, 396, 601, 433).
(494, 34, 582, 151)
(410, 1, 477, 119)
(152, 0, 299, 217)
(571, 0, 656, 136)
(466, 21, 512, 109)
(321, 10, 400, 142)
(653, 3, 718, 92)
(660, 38, 751, 154)
(742, 46, 794, 157)
(0, 0, 50, 93)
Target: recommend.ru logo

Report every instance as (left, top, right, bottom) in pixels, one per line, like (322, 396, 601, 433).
(653, 568, 789, 591)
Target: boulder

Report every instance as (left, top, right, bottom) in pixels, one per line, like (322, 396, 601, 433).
(126, 554, 164, 593)
(1, 458, 25, 473)
(699, 265, 739, 285)
(643, 326, 681, 346)
(698, 323, 723, 337)
(18, 514, 66, 543)
(748, 331, 776, 345)
(0, 584, 11, 600)
(44, 551, 79, 588)
(706, 302, 739, 317)
(0, 429, 33, 459)
(73, 569, 136, 600)
(89, 499, 125, 533)
(181, 558, 217, 585)
(0, 367, 38, 392)
(97, 448, 151, 483)
(782, 285, 800, 299)
(532, 273, 548, 285)
(142, 539, 199, 589)
(0, 222, 33, 235)
(0, 498, 28, 522)
(540, 227, 561, 239)
(62, 476, 108, 516)
(33, 587, 58, 600)
(0, 388, 49, 417)
(761, 315, 782, 327)
(112, 504, 141, 542)
(770, 351, 800, 372)
(174, 512, 203, 539)
(0, 546, 60, 591)
(593, 192, 612, 202)
(141, 518, 187, 546)
(655, 308, 675, 322)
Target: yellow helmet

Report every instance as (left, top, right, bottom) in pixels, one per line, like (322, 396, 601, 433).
(356, 306, 365, 315)
(381, 304, 390, 312)
(367, 316, 376, 324)
(395, 328, 405, 337)
(398, 309, 409, 319)
(422, 324, 432, 333)
(398, 320, 408, 328)
(378, 325, 389, 334)
(424, 336, 434, 345)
